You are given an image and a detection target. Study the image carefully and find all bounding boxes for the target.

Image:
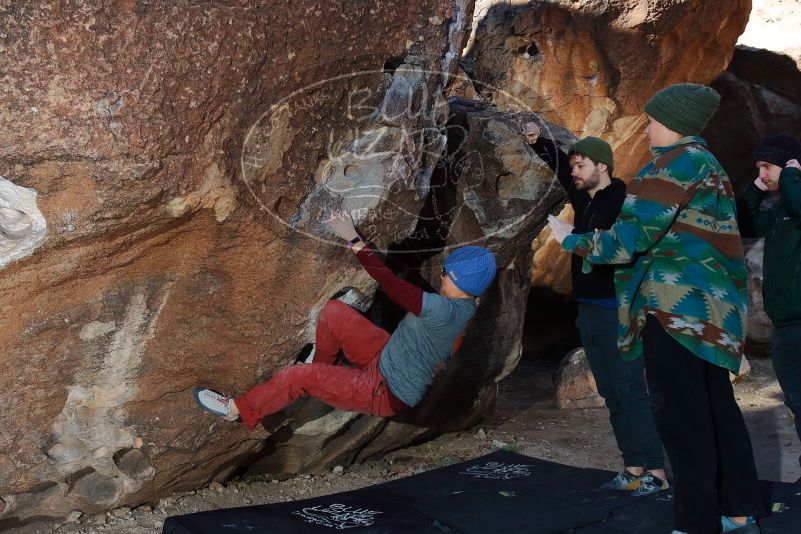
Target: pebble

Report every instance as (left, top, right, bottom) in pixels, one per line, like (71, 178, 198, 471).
(209, 482, 225, 493)
(491, 439, 509, 449)
(243, 498, 253, 505)
(111, 507, 132, 518)
(475, 428, 487, 439)
(332, 465, 344, 474)
(65, 510, 82, 523)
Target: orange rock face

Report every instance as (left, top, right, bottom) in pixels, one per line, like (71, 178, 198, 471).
(0, 0, 479, 523)
(0, 0, 755, 524)
(460, 0, 751, 292)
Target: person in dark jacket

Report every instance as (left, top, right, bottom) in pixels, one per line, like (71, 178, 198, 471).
(523, 122, 666, 495)
(737, 134, 801, 458)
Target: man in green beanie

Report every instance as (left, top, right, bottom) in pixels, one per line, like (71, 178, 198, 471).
(523, 122, 666, 496)
(548, 83, 766, 534)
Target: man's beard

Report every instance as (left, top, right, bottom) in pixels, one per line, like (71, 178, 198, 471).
(575, 167, 601, 191)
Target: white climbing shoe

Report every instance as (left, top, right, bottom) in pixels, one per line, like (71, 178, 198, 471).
(193, 388, 239, 421)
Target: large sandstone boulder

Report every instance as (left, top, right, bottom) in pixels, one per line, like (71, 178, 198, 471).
(0, 1, 757, 525)
(454, 0, 752, 293)
(0, 0, 490, 524)
(247, 97, 573, 475)
(463, 0, 751, 180)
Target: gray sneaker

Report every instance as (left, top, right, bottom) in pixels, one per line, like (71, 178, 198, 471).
(721, 516, 760, 533)
(600, 470, 641, 491)
(631, 472, 669, 497)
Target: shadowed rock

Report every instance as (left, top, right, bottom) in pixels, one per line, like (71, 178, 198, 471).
(247, 98, 572, 474)
(0, 0, 477, 524)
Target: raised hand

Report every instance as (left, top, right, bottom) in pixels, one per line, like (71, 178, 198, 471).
(323, 210, 360, 242)
(522, 122, 541, 144)
(547, 214, 574, 245)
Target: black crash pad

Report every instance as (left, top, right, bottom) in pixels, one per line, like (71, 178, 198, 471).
(163, 450, 801, 533)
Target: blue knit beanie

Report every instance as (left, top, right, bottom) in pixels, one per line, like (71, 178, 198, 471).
(443, 246, 497, 296)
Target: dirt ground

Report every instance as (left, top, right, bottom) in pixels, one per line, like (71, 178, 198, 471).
(8, 352, 800, 534)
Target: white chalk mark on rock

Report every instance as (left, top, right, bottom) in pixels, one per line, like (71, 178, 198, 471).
(78, 321, 117, 341)
(0, 176, 46, 269)
(50, 282, 174, 494)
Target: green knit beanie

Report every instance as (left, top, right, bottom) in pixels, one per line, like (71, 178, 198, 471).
(570, 136, 614, 174)
(644, 83, 721, 136)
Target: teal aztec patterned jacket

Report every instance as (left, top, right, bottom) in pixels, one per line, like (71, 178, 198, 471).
(562, 136, 747, 373)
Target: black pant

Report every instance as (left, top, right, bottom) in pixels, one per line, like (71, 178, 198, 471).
(577, 303, 664, 469)
(772, 324, 801, 443)
(642, 315, 766, 533)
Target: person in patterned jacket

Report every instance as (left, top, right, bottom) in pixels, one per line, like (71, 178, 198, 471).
(548, 83, 766, 534)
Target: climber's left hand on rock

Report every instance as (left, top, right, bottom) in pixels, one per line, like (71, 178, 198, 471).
(324, 210, 360, 242)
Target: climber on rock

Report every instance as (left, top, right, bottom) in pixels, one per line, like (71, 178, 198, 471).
(193, 210, 496, 429)
(522, 122, 667, 496)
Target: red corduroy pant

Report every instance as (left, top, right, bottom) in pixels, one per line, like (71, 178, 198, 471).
(235, 300, 410, 430)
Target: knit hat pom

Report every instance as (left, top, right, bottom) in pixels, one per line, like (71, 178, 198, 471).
(443, 246, 497, 297)
(644, 83, 721, 136)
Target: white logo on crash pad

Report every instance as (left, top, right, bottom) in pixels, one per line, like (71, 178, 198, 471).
(460, 461, 532, 480)
(292, 503, 381, 529)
